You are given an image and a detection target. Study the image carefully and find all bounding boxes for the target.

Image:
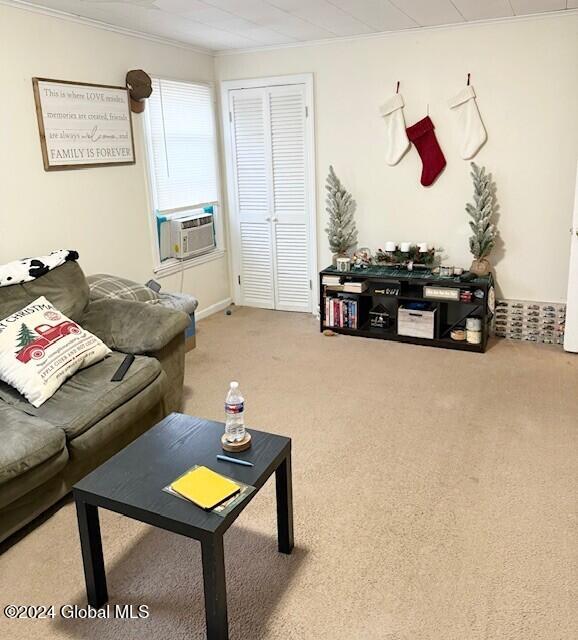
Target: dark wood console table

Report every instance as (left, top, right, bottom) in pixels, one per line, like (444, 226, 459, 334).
(319, 265, 494, 353)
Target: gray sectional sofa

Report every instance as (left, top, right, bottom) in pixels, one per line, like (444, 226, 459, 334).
(0, 261, 190, 543)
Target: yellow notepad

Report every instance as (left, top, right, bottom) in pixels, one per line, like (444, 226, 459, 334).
(170, 466, 240, 510)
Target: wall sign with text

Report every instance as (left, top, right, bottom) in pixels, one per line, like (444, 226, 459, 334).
(32, 78, 135, 171)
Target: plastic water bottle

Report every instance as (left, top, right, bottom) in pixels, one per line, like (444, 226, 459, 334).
(225, 381, 245, 443)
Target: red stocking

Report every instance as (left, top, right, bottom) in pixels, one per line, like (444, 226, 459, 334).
(406, 116, 446, 186)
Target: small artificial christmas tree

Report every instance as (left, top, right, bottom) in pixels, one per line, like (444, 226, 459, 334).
(15, 323, 35, 352)
(325, 165, 357, 260)
(466, 162, 497, 276)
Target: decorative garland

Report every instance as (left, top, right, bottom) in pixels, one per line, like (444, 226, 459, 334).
(374, 245, 436, 266)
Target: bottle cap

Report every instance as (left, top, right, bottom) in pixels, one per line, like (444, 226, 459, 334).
(230, 381, 239, 389)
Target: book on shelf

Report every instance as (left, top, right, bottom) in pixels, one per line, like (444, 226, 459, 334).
(324, 296, 358, 329)
(323, 279, 367, 294)
(322, 275, 341, 286)
(343, 281, 367, 293)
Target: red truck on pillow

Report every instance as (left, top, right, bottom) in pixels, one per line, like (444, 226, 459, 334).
(16, 321, 81, 363)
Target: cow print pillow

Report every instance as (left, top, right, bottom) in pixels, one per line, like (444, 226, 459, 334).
(0, 250, 79, 288)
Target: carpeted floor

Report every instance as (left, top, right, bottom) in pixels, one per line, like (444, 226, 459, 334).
(1, 307, 577, 640)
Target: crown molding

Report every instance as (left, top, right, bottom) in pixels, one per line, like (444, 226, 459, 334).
(0, 0, 214, 55)
(214, 8, 578, 57)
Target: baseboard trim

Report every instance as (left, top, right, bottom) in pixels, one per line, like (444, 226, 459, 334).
(196, 298, 232, 321)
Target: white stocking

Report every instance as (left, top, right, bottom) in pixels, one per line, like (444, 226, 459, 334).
(448, 85, 487, 160)
(380, 93, 410, 166)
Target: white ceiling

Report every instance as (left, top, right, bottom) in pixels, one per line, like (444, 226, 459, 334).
(14, 0, 576, 52)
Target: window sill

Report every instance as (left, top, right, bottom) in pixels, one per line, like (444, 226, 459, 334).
(153, 248, 226, 278)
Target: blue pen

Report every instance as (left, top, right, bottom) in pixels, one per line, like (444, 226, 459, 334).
(216, 454, 254, 467)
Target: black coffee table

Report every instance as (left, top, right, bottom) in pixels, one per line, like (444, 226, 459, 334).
(73, 413, 293, 640)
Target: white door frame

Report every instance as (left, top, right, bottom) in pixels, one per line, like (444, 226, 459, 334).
(564, 161, 578, 353)
(220, 73, 318, 313)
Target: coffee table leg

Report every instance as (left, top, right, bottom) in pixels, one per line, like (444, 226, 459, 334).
(75, 498, 108, 608)
(275, 452, 294, 554)
(201, 535, 229, 640)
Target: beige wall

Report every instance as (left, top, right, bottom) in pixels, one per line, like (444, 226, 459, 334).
(2, 8, 576, 308)
(215, 14, 578, 302)
(0, 5, 230, 316)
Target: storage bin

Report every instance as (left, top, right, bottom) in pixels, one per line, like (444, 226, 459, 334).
(398, 304, 437, 339)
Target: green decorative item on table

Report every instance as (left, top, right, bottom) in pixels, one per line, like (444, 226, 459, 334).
(325, 165, 358, 264)
(375, 244, 436, 268)
(467, 162, 498, 276)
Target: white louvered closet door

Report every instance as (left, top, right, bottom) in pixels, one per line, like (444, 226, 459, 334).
(229, 88, 275, 309)
(228, 83, 312, 313)
(269, 84, 311, 312)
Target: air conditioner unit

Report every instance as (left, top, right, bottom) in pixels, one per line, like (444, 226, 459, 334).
(159, 210, 216, 261)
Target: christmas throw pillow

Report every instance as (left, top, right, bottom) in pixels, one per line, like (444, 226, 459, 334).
(0, 296, 110, 407)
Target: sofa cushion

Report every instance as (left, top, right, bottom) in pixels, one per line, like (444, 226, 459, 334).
(0, 445, 68, 511)
(0, 261, 89, 323)
(67, 370, 166, 462)
(0, 352, 162, 441)
(0, 404, 67, 485)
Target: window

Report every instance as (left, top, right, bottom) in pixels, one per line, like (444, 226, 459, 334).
(144, 77, 222, 272)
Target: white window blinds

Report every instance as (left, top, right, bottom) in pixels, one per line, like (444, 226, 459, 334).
(147, 78, 218, 212)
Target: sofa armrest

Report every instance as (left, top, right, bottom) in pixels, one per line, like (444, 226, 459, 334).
(81, 298, 190, 354)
